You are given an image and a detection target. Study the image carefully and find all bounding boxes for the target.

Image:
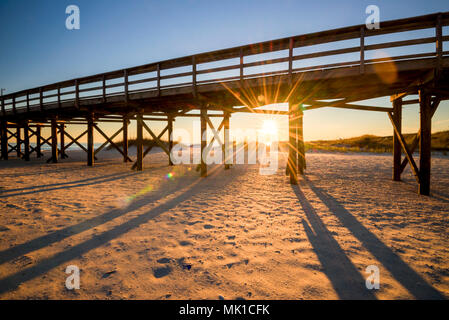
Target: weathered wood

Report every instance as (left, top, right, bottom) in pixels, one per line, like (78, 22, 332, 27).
(36, 125, 42, 158)
(123, 117, 129, 162)
(388, 112, 420, 183)
(1, 120, 8, 160)
(16, 127, 21, 158)
(87, 113, 94, 166)
(223, 112, 229, 170)
(136, 112, 143, 171)
(51, 118, 58, 163)
(23, 122, 30, 161)
(392, 98, 402, 181)
(288, 103, 298, 184)
(297, 108, 305, 175)
(419, 92, 432, 195)
(168, 115, 173, 165)
(200, 107, 207, 177)
(360, 26, 365, 74)
(59, 124, 68, 159)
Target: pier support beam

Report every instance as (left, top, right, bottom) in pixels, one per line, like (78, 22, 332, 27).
(136, 112, 143, 171)
(168, 115, 174, 166)
(51, 118, 58, 163)
(16, 127, 21, 158)
(60, 124, 68, 159)
(123, 117, 129, 163)
(224, 112, 231, 169)
(297, 108, 305, 175)
(392, 98, 402, 181)
(23, 122, 30, 161)
(87, 113, 94, 166)
(1, 120, 7, 160)
(36, 125, 42, 158)
(200, 107, 207, 177)
(419, 92, 432, 196)
(288, 103, 298, 184)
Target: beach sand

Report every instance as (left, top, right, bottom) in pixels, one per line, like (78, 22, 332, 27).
(0, 148, 448, 299)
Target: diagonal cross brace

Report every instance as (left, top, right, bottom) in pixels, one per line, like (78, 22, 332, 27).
(388, 112, 420, 184)
(131, 125, 169, 170)
(94, 124, 132, 162)
(399, 97, 441, 174)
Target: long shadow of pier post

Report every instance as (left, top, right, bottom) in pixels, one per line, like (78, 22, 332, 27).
(301, 178, 446, 300)
(293, 185, 377, 299)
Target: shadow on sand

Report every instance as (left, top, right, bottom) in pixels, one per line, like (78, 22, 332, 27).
(293, 177, 445, 300)
(0, 165, 232, 295)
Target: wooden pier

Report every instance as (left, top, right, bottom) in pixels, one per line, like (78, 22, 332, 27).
(1, 12, 448, 195)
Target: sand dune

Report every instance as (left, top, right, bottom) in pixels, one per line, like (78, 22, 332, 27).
(0, 148, 448, 299)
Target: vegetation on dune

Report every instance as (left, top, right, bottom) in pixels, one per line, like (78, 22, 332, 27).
(304, 130, 449, 154)
(106, 138, 179, 150)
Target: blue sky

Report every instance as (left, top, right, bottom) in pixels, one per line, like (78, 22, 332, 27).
(1, 0, 448, 142)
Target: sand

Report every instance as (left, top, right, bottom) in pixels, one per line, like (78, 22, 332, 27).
(0, 148, 448, 300)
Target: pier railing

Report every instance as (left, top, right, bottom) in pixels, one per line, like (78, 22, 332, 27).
(1, 12, 448, 116)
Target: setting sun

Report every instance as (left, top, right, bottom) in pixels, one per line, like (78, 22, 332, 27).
(261, 120, 278, 136)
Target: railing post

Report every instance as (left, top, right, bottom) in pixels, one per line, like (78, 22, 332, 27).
(157, 63, 161, 97)
(124, 69, 128, 103)
(288, 38, 293, 86)
(39, 87, 43, 111)
(102, 75, 106, 103)
(75, 80, 79, 108)
(26, 91, 30, 113)
(360, 26, 365, 74)
(57, 86, 61, 108)
(239, 47, 244, 83)
(192, 56, 197, 98)
(12, 95, 16, 114)
(436, 13, 442, 77)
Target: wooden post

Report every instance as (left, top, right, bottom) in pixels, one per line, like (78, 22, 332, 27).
(36, 125, 42, 158)
(136, 112, 143, 171)
(297, 108, 305, 175)
(87, 113, 94, 166)
(244, 136, 248, 165)
(60, 124, 67, 159)
(200, 107, 207, 177)
(360, 26, 365, 74)
(1, 120, 7, 160)
(392, 98, 402, 181)
(168, 115, 174, 166)
(288, 103, 298, 184)
(23, 122, 30, 161)
(419, 92, 432, 195)
(16, 127, 21, 158)
(233, 139, 236, 165)
(51, 117, 58, 163)
(123, 117, 129, 163)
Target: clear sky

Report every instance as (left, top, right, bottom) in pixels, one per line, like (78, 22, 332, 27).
(1, 0, 448, 143)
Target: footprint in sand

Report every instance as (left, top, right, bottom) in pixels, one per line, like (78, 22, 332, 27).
(203, 224, 214, 229)
(153, 266, 172, 278)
